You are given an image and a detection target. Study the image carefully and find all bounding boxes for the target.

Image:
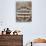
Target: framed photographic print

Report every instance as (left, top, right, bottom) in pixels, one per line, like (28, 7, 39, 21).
(16, 1, 32, 22)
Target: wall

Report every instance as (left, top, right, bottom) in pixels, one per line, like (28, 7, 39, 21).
(0, 0, 46, 45)
(0, 0, 32, 45)
(32, 0, 46, 39)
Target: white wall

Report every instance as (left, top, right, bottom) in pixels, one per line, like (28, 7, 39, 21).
(32, 0, 46, 39)
(0, 0, 46, 45)
(0, 0, 32, 45)
(33, 43, 46, 46)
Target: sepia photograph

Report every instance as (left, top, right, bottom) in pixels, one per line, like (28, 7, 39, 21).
(16, 1, 32, 22)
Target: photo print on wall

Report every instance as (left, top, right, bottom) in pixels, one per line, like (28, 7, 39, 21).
(16, 1, 32, 22)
